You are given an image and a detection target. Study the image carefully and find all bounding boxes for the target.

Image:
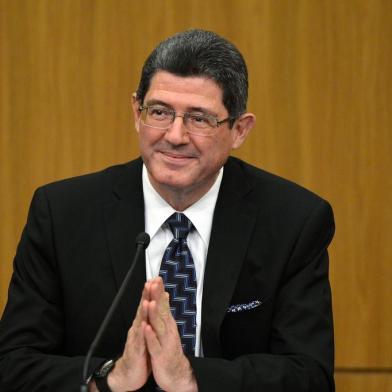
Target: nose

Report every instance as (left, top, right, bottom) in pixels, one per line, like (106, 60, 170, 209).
(164, 115, 189, 145)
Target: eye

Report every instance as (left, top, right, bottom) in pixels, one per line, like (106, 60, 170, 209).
(148, 106, 171, 120)
(188, 113, 213, 128)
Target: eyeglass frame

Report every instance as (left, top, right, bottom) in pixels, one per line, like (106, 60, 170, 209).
(138, 104, 237, 136)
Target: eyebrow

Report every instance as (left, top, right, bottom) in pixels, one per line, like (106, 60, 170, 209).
(144, 99, 219, 118)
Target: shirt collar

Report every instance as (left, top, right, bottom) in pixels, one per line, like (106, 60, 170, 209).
(142, 164, 223, 246)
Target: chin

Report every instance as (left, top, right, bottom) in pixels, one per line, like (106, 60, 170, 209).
(151, 171, 191, 189)
(160, 178, 193, 191)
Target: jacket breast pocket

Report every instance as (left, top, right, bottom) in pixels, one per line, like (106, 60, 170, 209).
(221, 297, 273, 359)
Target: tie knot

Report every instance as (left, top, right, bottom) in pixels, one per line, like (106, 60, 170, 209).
(166, 212, 192, 240)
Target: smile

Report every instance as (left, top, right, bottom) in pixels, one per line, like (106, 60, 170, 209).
(159, 151, 196, 165)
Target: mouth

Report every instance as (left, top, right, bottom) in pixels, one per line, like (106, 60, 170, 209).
(158, 150, 197, 165)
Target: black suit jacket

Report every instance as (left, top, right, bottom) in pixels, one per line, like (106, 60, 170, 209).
(0, 157, 335, 391)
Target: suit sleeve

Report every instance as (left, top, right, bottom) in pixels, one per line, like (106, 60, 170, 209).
(0, 187, 105, 392)
(189, 200, 335, 392)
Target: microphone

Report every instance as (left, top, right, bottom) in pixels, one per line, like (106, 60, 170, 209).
(80, 232, 150, 392)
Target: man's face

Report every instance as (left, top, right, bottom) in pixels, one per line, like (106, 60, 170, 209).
(132, 71, 253, 208)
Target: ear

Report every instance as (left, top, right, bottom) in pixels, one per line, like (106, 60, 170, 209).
(231, 112, 256, 149)
(131, 93, 141, 132)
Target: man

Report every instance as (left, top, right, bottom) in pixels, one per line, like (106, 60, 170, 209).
(0, 29, 335, 391)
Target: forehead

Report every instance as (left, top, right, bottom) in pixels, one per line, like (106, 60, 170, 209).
(144, 71, 225, 112)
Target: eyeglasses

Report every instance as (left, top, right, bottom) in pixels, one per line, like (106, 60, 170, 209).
(138, 105, 233, 136)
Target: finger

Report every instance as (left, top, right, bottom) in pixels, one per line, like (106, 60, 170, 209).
(147, 300, 166, 338)
(154, 275, 164, 287)
(132, 321, 146, 355)
(150, 278, 165, 302)
(144, 295, 153, 323)
(144, 323, 162, 358)
(134, 285, 150, 326)
(149, 281, 171, 320)
(157, 291, 171, 321)
(143, 281, 151, 299)
(125, 318, 145, 357)
(144, 280, 152, 300)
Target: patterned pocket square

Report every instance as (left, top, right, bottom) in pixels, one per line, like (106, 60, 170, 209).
(227, 300, 262, 313)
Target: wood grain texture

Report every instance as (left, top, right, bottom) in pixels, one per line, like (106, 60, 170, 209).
(335, 372, 392, 392)
(1, 0, 391, 373)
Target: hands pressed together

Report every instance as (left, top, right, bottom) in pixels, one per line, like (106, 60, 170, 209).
(100, 277, 198, 392)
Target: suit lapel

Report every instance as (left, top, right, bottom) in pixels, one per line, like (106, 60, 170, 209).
(202, 158, 259, 357)
(103, 159, 146, 330)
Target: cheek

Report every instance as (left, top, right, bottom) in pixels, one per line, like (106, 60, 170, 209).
(202, 135, 233, 159)
(138, 130, 161, 150)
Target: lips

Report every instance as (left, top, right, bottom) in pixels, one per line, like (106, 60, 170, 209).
(162, 151, 193, 159)
(159, 150, 197, 165)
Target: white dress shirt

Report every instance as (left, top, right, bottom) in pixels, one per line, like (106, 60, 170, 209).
(142, 164, 223, 357)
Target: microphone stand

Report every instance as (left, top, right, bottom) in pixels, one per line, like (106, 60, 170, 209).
(80, 233, 150, 392)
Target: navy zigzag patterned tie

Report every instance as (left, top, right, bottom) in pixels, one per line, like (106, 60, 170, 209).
(159, 212, 197, 355)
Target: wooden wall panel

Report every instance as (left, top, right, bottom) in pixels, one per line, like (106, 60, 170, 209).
(233, 1, 392, 369)
(1, 0, 391, 383)
(335, 372, 392, 392)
